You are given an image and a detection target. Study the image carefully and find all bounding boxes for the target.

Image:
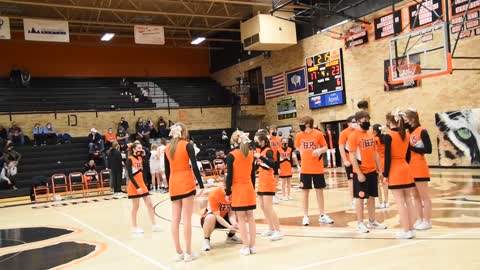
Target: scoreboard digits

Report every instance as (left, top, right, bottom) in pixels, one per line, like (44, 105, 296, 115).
(305, 48, 346, 109)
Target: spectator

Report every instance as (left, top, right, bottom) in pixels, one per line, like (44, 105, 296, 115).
(0, 161, 18, 190)
(104, 128, 117, 150)
(21, 68, 31, 88)
(4, 142, 21, 168)
(116, 126, 129, 149)
(84, 159, 96, 173)
(33, 123, 44, 146)
(119, 117, 129, 132)
(88, 128, 104, 154)
(221, 130, 229, 148)
(136, 120, 151, 146)
(157, 116, 168, 138)
(43, 122, 57, 145)
(135, 117, 144, 133)
(8, 122, 24, 145)
(0, 125, 7, 141)
(147, 118, 157, 138)
(9, 66, 21, 88)
(107, 142, 123, 198)
(89, 146, 104, 165)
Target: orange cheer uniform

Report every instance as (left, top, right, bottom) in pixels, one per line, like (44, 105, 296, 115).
(409, 126, 431, 181)
(374, 135, 385, 171)
(256, 147, 277, 195)
(165, 140, 204, 201)
(225, 149, 256, 211)
(295, 129, 327, 174)
(383, 129, 415, 189)
(126, 155, 149, 199)
(277, 146, 293, 178)
(269, 136, 281, 162)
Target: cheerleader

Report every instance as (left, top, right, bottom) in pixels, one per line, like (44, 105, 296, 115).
(126, 142, 162, 234)
(403, 108, 433, 230)
(268, 126, 281, 204)
(277, 137, 297, 200)
(254, 131, 283, 241)
(339, 115, 357, 208)
(165, 123, 204, 262)
(384, 111, 416, 239)
(225, 131, 257, 256)
(372, 124, 389, 209)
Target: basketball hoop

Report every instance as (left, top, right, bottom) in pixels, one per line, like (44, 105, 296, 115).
(396, 64, 418, 86)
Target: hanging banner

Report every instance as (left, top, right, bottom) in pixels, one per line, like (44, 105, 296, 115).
(277, 97, 297, 120)
(0, 17, 11, 40)
(24, 19, 69, 42)
(134, 25, 165, 45)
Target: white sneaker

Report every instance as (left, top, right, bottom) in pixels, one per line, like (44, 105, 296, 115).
(367, 220, 387, 230)
(226, 235, 242, 244)
(283, 196, 289, 201)
(152, 224, 162, 232)
(132, 227, 144, 234)
(356, 222, 369, 233)
(415, 221, 432, 230)
(375, 203, 385, 209)
(184, 253, 198, 262)
(249, 247, 257, 254)
(261, 230, 274, 237)
(413, 219, 423, 228)
(202, 239, 211, 251)
(396, 231, 415, 239)
(240, 247, 251, 256)
(173, 253, 184, 262)
(384, 202, 390, 208)
(319, 214, 334, 224)
(269, 230, 284, 241)
(273, 196, 280, 204)
(302, 216, 310, 226)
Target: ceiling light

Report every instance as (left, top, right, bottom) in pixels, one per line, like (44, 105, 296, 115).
(101, 33, 115, 41)
(191, 37, 206, 45)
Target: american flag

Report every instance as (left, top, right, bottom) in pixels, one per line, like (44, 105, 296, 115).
(264, 73, 285, 99)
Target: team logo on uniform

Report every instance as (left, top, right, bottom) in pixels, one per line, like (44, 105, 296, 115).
(271, 141, 281, 148)
(301, 140, 317, 150)
(219, 203, 231, 212)
(361, 138, 375, 149)
(280, 152, 291, 160)
(410, 135, 420, 144)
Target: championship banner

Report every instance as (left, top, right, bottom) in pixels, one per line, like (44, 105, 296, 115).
(285, 66, 307, 94)
(277, 97, 297, 120)
(0, 17, 11, 40)
(134, 25, 165, 45)
(23, 19, 69, 43)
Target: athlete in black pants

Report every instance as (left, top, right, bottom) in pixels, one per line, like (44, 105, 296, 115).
(108, 142, 124, 198)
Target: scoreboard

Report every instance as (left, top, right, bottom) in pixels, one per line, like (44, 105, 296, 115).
(305, 48, 346, 109)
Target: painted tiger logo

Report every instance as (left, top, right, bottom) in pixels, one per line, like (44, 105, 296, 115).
(435, 109, 480, 167)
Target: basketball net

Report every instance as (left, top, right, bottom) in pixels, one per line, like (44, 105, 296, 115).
(396, 64, 417, 86)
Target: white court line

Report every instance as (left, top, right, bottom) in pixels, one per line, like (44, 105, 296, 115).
(57, 210, 171, 270)
(289, 228, 478, 270)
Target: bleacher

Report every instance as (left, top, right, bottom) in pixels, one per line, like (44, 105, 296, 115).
(0, 78, 156, 112)
(190, 129, 233, 161)
(154, 78, 234, 107)
(0, 137, 104, 200)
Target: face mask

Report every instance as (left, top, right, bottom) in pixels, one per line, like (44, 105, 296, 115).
(404, 123, 411, 130)
(299, 124, 306, 132)
(282, 143, 288, 148)
(272, 132, 277, 136)
(254, 142, 260, 148)
(350, 123, 358, 129)
(360, 122, 371, 130)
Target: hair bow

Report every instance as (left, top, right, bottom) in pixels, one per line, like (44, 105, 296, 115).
(237, 132, 251, 144)
(169, 125, 182, 139)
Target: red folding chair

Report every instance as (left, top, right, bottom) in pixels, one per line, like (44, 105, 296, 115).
(68, 172, 86, 197)
(33, 182, 50, 202)
(84, 171, 101, 195)
(100, 169, 111, 191)
(200, 160, 218, 179)
(50, 174, 68, 198)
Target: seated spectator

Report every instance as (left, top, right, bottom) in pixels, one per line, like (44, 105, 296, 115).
(89, 146, 104, 165)
(21, 68, 31, 88)
(33, 123, 44, 146)
(0, 161, 18, 190)
(84, 159, 96, 173)
(8, 122, 24, 145)
(135, 117, 144, 133)
(4, 142, 21, 167)
(136, 120, 151, 146)
(116, 126, 129, 148)
(104, 128, 117, 150)
(147, 118, 157, 138)
(43, 122, 57, 145)
(88, 128, 104, 154)
(9, 66, 21, 88)
(157, 116, 168, 138)
(216, 150, 227, 162)
(119, 117, 129, 133)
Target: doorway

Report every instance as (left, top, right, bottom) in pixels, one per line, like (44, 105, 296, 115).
(245, 67, 264, 105)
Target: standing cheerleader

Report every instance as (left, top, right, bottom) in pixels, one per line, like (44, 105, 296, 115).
(225, 131, 257, 256)
(126, 142, 162, 234)
(295, 116, 334, 226)
(165, 123, 204, 262)
(372, 124, 389, 209)
(278, 137, 297, 200)
(403, 108, 433, 230)
(254, 132, 283, 241)
(268, 126, 281, 204)
(383, 111, 416, 239)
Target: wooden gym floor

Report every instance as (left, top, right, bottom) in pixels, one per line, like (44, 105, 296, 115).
(0, 168, 479, 270)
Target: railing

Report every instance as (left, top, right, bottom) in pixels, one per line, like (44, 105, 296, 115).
(224, 83, 265, 105)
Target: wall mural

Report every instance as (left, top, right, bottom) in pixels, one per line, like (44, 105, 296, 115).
(435, 108, 480, 167)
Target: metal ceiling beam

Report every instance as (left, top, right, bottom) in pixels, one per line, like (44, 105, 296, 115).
(0, 0, 243, 20)
(8, 16, 240, 32)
